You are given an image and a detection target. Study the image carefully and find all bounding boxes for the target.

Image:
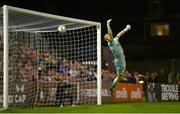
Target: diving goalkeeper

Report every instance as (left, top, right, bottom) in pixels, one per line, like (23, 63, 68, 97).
(104, 19, 131, 96)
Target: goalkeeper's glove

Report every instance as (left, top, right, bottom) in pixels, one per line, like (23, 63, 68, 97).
(107, 19, 112, 29)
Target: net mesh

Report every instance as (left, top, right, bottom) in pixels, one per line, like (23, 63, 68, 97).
(0, 6, 99, 108)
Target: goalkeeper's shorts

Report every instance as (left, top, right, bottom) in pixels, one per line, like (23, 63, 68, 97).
(114, 59, 126, 74)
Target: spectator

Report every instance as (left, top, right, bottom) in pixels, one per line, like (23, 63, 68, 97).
(56, 81, 74, 107)
(58, 59, 70, 74)
(124, 71, 136, 83)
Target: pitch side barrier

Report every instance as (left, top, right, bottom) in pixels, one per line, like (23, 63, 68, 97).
(112, 83, 144, 102)
(146, 83, 180, 102)
(0, 80, 145, 105)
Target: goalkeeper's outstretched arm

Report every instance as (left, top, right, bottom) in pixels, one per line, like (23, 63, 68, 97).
(116, 24, 131, 38)
(107, 19, 113, 38)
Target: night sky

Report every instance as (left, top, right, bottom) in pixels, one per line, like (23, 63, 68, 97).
(1, 0, 179, 35)
(1, 0, 179, 30)
(0, 0, 180, 59)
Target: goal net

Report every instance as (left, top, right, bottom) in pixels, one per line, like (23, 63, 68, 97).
(0, 5, 101, 108)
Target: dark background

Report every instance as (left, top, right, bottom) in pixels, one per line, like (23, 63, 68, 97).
(0, 0, 180, 60)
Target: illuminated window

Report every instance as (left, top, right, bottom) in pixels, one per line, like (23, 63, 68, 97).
(151, 23, 169, 36)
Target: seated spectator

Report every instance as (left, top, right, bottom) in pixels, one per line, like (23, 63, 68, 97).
(58, 59, 70, 74)
(124, 71, 136, 83)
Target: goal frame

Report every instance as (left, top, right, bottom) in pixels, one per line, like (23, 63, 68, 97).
(2, 5, 101, 109)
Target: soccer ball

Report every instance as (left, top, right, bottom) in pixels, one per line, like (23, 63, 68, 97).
(58, 25, 66, 33)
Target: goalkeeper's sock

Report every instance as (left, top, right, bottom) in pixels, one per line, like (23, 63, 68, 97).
(109, 87, 114, 97)
(120, 76, 127, 82)
(109, 77, 119, 96)
(117, 73, 127, 82)
(110, 74, 128, 97)
(112, 76, 118, 88)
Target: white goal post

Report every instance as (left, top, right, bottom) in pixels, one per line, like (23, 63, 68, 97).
(0, 5, 101, 109)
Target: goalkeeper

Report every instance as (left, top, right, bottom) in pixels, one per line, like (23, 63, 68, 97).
(104, 19, 131, 96)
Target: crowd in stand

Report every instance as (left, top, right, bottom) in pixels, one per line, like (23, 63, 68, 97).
(2, 43, 177, 85)
(0, 43, 179, 106)
(102, 68, 170, 84)
(7, 44, 97, 84)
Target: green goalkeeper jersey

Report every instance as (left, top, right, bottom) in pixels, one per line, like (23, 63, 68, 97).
(107, 36, 126, 74)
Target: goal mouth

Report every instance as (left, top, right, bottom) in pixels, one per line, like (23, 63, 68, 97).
(0, 5, 101, 108)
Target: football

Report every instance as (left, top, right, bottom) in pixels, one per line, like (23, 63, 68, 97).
(58, 25, 66, 33)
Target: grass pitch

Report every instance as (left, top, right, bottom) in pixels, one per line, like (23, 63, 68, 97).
(1, 102, 180, 113)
